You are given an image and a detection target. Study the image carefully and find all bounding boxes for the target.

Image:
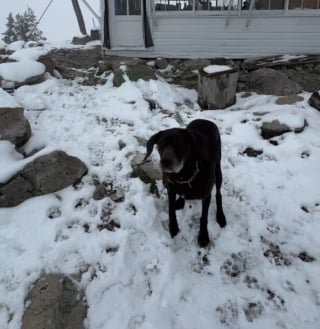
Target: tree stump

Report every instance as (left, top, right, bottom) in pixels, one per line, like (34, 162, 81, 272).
(198, 65, 239, 110)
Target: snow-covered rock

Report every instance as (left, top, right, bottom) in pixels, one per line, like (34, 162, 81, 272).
(0, 60, 46, 85)
(0, 150, 88, 207)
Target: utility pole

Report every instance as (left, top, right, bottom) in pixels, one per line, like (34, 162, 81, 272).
(71, 0, 87, 35)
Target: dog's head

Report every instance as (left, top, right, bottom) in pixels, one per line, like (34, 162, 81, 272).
(144, 128, 192, 173)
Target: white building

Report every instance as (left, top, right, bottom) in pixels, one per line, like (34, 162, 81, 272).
(100, 0, 320, 58)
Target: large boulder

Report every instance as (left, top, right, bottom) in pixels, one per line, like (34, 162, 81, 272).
(50, 46, 102, 70)
(244, 68, 302, 96)
(308, 91, 320, 111)
(22, 274, 87, 329)
(0, 150, 88, 207)
(113, 64, 157, 87)
(0, 60, 46, 87)
(0, 107, 31, 146)
(37, 54, 57, 75)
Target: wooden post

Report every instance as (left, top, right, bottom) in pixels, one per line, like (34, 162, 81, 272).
(198, 66, 239, 110)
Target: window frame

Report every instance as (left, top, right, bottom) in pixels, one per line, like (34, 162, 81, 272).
(151, 0, 320, 16)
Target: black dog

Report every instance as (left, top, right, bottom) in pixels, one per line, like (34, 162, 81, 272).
(144, 119, 226, 247)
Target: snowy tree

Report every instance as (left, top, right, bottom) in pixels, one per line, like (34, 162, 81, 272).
(2, 13, 16, 44)
(2, 7, 46, 43)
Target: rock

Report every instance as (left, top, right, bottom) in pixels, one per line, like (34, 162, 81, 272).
(155, 57, 168, 70)
(71, 35, 92, 45)
(275, 95, 304, 105)
(37, 54, 57, 75)
(242, 147, 263, 157)
(50, 46, 102, 70)
(171, 71, 199, 90)
(261, 119, 307, 139)
(0, 61, 46, 88)
(261, 120, 291, 139)
(308, 91, 320, 111)
(178, 58, 211, 71)
(0, 107, 31, 146)
(283, 67, 320, 92)
(22, 274, 87, 329)
(246, 68, 302, 96)
(0, 150, 88, 207)
(131, 154, 162, 195)
(113, 64, 157, 87)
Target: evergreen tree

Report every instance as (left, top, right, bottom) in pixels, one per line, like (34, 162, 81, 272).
(2, 13, 16, 44)
(2, 7, 45, 43)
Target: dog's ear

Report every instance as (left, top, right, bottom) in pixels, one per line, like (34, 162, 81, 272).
(144, 131, 162, 161)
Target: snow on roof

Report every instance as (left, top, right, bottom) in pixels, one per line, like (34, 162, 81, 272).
(0, 60, 45, 83)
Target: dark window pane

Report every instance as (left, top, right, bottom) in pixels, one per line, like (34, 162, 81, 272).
(115, 0, 127, 15)
(303, 0, 318, 8)
(289, 0, 303, 9)
(129, 0, 141, 15)
(155, 0, 193, 11)
(270, 0, 285, 9)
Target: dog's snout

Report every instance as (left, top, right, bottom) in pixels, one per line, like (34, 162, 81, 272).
(161, 157, 172, 168)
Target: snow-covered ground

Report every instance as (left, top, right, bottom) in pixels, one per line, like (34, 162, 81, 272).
(0, 47, 320, 329)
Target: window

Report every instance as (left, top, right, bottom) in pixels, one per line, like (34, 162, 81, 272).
(155, 0, 193, 11)
(115, 0, 141, 15)
(289, 0, 319, 9)
(241, 0, 285, 10)
(154, 0, 320, 12)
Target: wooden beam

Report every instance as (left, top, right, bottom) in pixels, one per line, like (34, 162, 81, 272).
(71, 0, 87, 35)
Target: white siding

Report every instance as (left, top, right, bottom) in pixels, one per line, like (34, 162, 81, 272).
(150, 15, 320, 58)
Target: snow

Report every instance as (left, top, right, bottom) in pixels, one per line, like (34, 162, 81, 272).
(0, 48, 320, 329)
(9, 47, 48, 61)
(0, 60, 45, 83)
(5, 40, 25, 52)
(203, 64, 233, 74)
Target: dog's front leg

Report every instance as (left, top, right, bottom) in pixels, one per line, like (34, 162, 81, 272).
(198, 195, 211, 247)
(168, 189, 179, 238)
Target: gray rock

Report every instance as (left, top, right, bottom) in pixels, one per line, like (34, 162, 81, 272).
(261, 119, 307, 139)
(275, 95, 304, 105)
(308, 91, 320, 111)
(178, 58, 211, 71)
(71, 35, 91, 45)
(113, 64, 157, 87)
(131, 154, 162, 195)
(0, 150, 88, 207)
(261, 120, 291, 139)
(50, 46, 102, 70)
(246, 68, 302, 96)
(37, 54, 57, 75)
(155, 57, 169, 70)
(22, 274, 87, 329)
(15, 73, 46, 88)
(0, 107, 31, 146)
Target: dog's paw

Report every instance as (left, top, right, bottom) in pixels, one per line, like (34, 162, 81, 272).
(217, 212, 227, 228)
(175, 197, 185, 210)
(169, 222, 180, 238)
(198, 230, 210, 248)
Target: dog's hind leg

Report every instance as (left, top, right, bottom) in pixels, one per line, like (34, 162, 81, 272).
(198, 195, 211, 247)
(175, 197, 185, 210)
(215, 163, 227, 228)
(168, 190, 180, 238)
